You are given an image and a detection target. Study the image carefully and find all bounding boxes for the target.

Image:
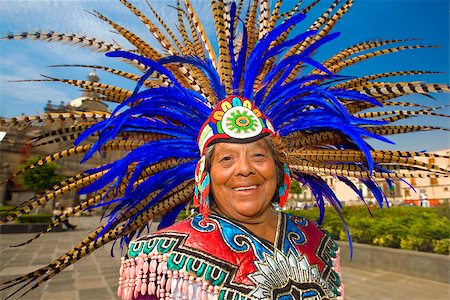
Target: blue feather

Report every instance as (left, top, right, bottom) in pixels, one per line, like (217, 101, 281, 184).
(157, 56, 225, 100)
(361, 178, 389, 208)
(296, 173, 353, 259)
(263, 30, 318, 59)
(158, 203, 189, 230)
(257, 74, 331, 109)
(106, 51, 182, 89)
(114, 165, 195, 236)
(301, 32, 341, 57)
(97, 162, 195, 239)
(243, 13, 310, 99)
(337, 176, 374, 217)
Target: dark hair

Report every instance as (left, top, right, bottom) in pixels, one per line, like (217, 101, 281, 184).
(204, 135, 288, 204)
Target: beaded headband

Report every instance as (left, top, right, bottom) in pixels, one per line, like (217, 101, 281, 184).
(197, 96, 275, 155)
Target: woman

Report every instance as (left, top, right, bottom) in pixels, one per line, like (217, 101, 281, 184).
(118, 99, 343, 300)
(1, 1, 447, 299)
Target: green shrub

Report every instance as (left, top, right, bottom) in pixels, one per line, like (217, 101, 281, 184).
(320, 222, 342, 240)
(16, 214, 53, 224)
(372, 234, 400, 248)
(433, 239, 450, 255)
(434, 204, 450, 219)
(287, 205, 449, 254)
(0, 206, 17, 218)
(0, 206, 17, 211)
(400, 236, 426, 251)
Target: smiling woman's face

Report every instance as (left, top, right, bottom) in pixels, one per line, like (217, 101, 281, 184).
(209, 139, 278, 222)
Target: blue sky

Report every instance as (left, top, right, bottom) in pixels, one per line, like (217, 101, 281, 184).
(0, 0, 449, 151)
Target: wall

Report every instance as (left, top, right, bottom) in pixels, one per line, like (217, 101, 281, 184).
(337, 241, 450, 284)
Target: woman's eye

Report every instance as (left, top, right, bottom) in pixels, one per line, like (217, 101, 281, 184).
(220, 156, 232, 161)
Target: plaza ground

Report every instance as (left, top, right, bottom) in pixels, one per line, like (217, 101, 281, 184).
(1, 217, 449, 300)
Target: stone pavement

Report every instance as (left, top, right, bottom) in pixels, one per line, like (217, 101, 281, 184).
(1, 216, 449, 300)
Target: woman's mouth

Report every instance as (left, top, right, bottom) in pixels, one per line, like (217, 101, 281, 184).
(233, 185, 258, 191)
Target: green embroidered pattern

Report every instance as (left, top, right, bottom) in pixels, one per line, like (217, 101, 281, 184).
(168, 253, 227, 286)
(128, 237, 177, 257)
(128, 235, 229, 287)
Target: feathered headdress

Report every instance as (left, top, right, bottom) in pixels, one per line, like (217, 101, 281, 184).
(1, 0, 449, 298)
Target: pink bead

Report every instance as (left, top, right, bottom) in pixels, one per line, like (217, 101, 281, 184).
(143, 255, 149, 274)
(188, 276, 194, 299)
(157, 261, 164, 275)
(213, 285, 219, 300)
(119, 257, 125, 276)
(150, 258, 158, 273)
(117, 285, 123, 298)
(137, 256, 144, 271)
(171, 270, 179, 294)
(159, 287, 165, 300)
(207, 285, 214, 300)
(135, 282, 142, 298)
(150, 281, 156, 295)
(134, 282, 140, 299)
(124, 261, 130, 280)
(118, 259, 124, 298)
(141, 280, 147, 296)
(166, 270, 172, 292)
(161, 273, 166, 288)
(201, 282, 208, 300)
(127, 282, 133, 300)
(177, 271, 184, 295)
(182, 272, 189, 295)
(195, 278, 202, 299)
(130, 262, 136, 279)
(123, 285, 128, 300)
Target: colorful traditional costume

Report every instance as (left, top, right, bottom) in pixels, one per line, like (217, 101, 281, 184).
(1, 0, 448, 299)
(120, 213, 343, 299)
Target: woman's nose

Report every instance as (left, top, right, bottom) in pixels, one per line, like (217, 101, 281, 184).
(235, 157, 254, 176)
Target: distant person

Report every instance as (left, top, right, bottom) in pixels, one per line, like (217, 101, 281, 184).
(419, 191, 430, 207)
(53, 206, 77, 230)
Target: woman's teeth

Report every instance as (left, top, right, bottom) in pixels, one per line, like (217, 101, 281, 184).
(234, 186, 257, 191)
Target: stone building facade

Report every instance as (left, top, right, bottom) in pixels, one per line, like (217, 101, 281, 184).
(288, 149, 450, 209)
(0, 71, 115, 212)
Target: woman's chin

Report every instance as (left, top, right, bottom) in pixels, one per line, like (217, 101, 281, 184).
(226, 205, 272, 221)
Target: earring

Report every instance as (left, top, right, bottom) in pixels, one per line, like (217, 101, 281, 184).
(278, 163, 291, 207)
(194, 156, 210, 218)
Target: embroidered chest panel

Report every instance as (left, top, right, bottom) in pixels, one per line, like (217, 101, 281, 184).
(125, 213, 341, 299)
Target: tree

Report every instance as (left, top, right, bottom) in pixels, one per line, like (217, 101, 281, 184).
(17, 156, 64, 192)
(290, 180, 302, 194)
